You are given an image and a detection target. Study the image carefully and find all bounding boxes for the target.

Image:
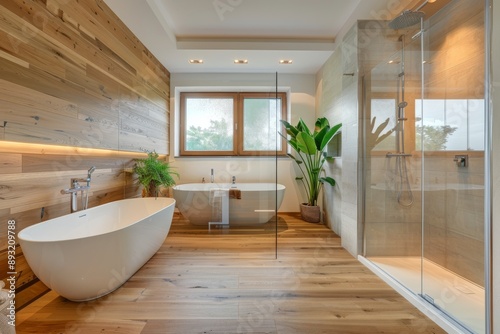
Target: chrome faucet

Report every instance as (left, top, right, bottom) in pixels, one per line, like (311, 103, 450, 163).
(61, 166, 96, 213)
(73, 165, 96, 187)
(86, 166, 96, 186)
(231, 176, 236, 187)
(210, 168, 214, 183)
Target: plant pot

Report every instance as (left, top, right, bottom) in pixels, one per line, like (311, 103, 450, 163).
(300, 203, 321, 223)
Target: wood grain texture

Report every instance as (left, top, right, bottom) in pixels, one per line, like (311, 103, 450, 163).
(0, 0, 169, 306)
(16, 213, 445, 334)
(0, 0, 169, 153)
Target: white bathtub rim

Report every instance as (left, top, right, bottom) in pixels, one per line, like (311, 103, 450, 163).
(72, 284, 124, 302)
(18, 197, 175, 243)
(19, 198, 175, 302)
(173, 183, 286, 191)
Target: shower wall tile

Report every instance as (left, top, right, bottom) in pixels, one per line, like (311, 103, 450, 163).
(423, 154, 485, 285)
(323, 178, 342, 233)
(340, 215, 359, 256)
(364, 203, 386, 224)
(444, 228, 484, 284)
(317, 41, 344, 237)
(364, 221, 421, 257)
(445, 189, 484, 239)
(461, 156, 485, 176)
(425, 0, 484, 100)
(424, 193, 447, 227)
(424, 156, 454, 172)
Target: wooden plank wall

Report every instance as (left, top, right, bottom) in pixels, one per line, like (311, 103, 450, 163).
(0, 0, 170, 309)
(0, 0, 169, 152)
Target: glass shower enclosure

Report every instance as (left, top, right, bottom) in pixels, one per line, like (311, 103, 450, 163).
(362, 0, 486, 332)
(175, 73, 282, 259)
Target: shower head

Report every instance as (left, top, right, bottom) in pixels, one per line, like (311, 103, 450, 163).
(388, 10, 425, 30)
(88, 166, 96, 176)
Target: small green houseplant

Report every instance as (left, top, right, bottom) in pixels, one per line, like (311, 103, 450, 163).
(133, 151, 179, 197)
(280, 117, 342, 222)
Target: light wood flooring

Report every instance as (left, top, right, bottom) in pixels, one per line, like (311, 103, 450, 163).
(16, 213, 445, 333)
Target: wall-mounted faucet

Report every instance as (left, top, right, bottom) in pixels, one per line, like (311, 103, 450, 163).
(454, 155, 468, 168)
(86, 166, 96, 186)
(70, 166, 96, 187)
(210, 168, 214, 183)
(60, 166, 96, 213)
(231, 176, 236, 188)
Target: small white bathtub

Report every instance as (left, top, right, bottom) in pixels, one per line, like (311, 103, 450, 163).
(18, 197, 175, 302)
(173, 183, 285, 225)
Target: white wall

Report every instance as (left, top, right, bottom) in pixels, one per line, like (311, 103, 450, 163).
(169, 73, 317, 212)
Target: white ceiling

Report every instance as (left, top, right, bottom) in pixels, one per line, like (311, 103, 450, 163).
(103, 0, 406, 74)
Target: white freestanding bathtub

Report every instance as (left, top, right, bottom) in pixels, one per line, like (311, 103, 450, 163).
(173, 183, 285, 225)
(18, 197, 175, 302)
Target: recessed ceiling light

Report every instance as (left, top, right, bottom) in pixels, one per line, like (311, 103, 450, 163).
(189, 59, 203, 64)
(279, 59, 293, 64)
(234, 59, 248, 64)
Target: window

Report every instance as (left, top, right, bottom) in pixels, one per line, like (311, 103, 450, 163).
(369, 98, 397, 151)
(180, 92, 287, 156)
(415, 99, 485, 151)
(369, 98, 485, 152)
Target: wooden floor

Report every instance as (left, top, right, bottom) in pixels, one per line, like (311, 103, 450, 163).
(16, 213, 445, 334)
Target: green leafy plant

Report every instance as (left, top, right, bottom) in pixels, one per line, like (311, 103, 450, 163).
(416, 124, 457, 151)
(280, 117, 342, 206)
(133, 151, 179, 197)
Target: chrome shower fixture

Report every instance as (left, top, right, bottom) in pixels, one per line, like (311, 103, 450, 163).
(398, 101, 408, 121)
(389, 10, 425, 30)
(388, 0, 437, 30)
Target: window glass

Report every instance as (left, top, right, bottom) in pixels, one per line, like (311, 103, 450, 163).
(180, 92, 286, 156)
(370, 99, 396, 151)
(243, 97, 282, 151)
(184, 98, 234, 152)
(468, 99, 485, 150)
(445, 99, 467, 150)
(415, 99, 484, 151)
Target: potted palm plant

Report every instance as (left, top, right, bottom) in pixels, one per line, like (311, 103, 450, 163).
(280, 117, 342, 223)
(133, 151, 179, 197)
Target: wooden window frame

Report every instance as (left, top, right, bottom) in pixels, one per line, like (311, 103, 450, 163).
(180, 92, 287, 157)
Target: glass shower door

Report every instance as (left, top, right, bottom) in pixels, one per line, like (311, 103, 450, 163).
(363, 0, 487, 332)
(419, 0, 486, 331)
(362, 27, 423, 296)
(176, 74, 281, 260)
